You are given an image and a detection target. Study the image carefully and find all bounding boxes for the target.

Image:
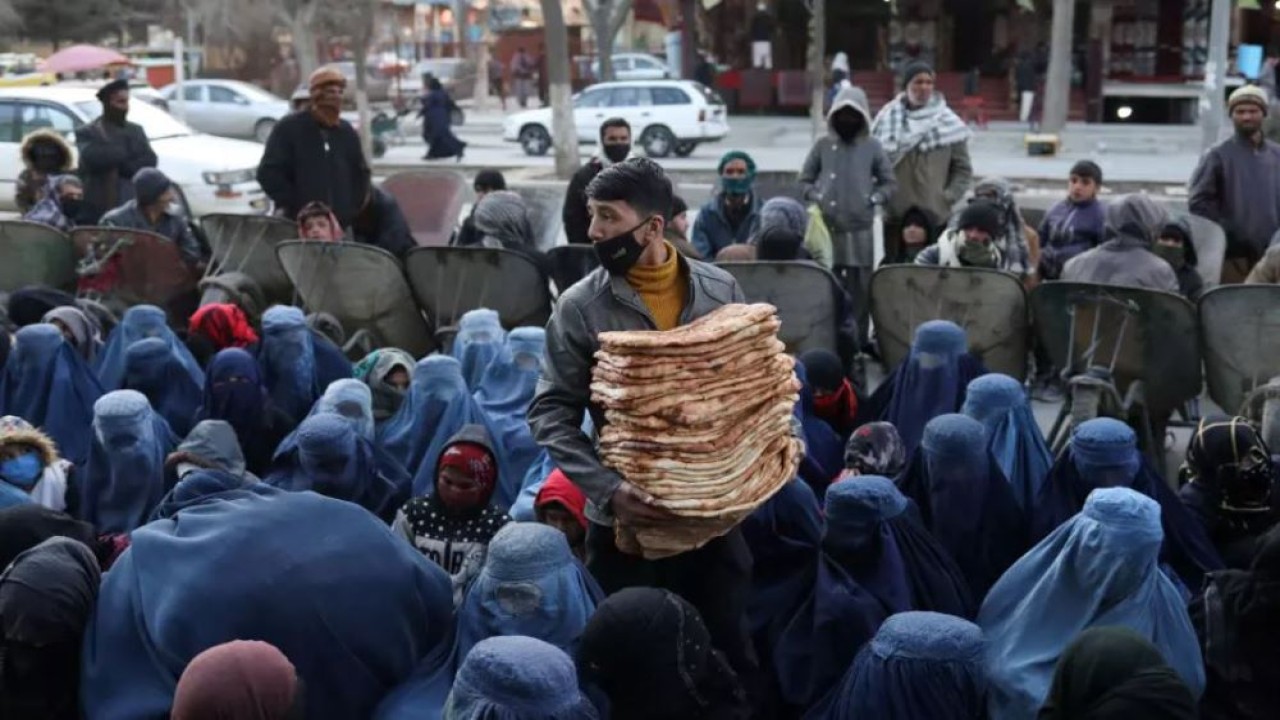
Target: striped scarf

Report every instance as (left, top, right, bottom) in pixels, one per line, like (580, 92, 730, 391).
(871, 92, 973, 166)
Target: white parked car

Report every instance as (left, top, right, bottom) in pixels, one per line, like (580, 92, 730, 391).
(503, 80, 729, 158)
(0, 87, 269, 217)
(158, 80, 291, 142)
(592, 53, 672, 81)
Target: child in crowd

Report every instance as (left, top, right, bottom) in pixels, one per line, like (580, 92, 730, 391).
(888, 206, 937, 264)
(1037, 160, 1106, 279)
(296, 201, 344, 242)
(534, 469, 588, 562)
(1155, 218, 1204, 301)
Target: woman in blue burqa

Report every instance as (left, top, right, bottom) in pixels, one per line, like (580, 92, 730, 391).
(978, 487, 1204, 719)
(379, 354, 488, 488)
(771, 476, 974, 710)
(442, 636, 598, 719)
(80, 490, 456, 720)
(266, 413, 408, 523)
(475, 327, 545, 505)
(860, 319, 987, 456)
(78, 389, 178, 534)
(794, 361, 846, 489)
(0, 323, 103, 466)
(254, 305, 352, 427)
(420, 76, 467, 161)
(1031, 417, 1223, 591)
(122, 337, 204, 438)
(93, 304, 204, 391)
(896, 414, 1029, 600)
(804, 611, 988, 720)
(453, 308, 506, 390)
(962, 373, 1053, 512)
(195, 348, 293, 476)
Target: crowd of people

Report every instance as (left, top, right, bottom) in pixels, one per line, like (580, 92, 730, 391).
(6, 53, 1280, 720)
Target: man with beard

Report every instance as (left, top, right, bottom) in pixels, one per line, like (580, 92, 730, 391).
(76, 79, 158, 222)
(562, 117, 632, 245)
(1190, 84, 1280, 282)
(257, 66, 370, 230)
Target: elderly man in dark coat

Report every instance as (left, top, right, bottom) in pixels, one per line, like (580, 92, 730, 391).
(76, 79, 158, 222)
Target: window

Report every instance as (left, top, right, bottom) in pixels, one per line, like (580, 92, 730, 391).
(0, 102, 18, 143)
(209, 86, 243, 104)
(609, 86, 652, 107)
(614, 58, 634, 72)
(651, 87, 690, 106)
(18, 103, 78, 139)
(183, 85, 203, 102)
(634, 57, 659, 70)
(575, 89, 610, 108)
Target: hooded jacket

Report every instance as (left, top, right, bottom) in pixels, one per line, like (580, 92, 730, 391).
(1158, 216, 1204, 300)
(166, 419, 256, 481)
(1062, 195, 1180, 293)
(692, 191, 762, 260)
(0, 422, 72, 513)
(800, 86, 897, 266)
(16, 130, 74, 214)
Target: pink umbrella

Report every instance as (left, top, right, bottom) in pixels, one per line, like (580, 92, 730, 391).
(40, 45, 131, 74)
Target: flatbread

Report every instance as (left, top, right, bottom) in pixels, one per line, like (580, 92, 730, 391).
(592, 355, 796, 406)
(596, 318, 782, 361)
(592, 339, 787, 383)
(597, 303, 776, 350)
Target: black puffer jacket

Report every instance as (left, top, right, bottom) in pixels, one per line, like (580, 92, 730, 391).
(16, 130, 74, 213)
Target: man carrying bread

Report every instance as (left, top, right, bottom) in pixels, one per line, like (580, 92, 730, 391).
(527, 158, 758, 679)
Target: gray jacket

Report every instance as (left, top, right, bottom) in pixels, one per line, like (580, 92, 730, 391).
(1061, 195, 1179, 293)
(1189, 133, 1280, 259)
(101, 199, 203, 264)
(527, 258, 745, 527)
(800, 86, 897, 267)
(173, 419, 257, 481)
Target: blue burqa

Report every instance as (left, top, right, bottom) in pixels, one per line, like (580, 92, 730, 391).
(978, 487, 1205, 720)
(442, 636, 598, 719)
(255, 306, 352, 427)
(378, 355, 487, 491)
(79, 390, 178, 533)
(795, 362, 845, 484)
(475, 327, 545, 506)
(195, 348, 284, 475)
(771, 476, 974, 709)
(0, 323, 103, 465)
(452, 308, 506, 390)
(1031, 418, 1224, 591)
(741, 478, 823, 650)
(81, 490, 456, 720)
(150, 469, 275, 521)
(804, 611, 987, 720)
(122, 337, 203, 438)
(962, 373, 1053, 511)
(93, 304, 203, 391)
(897, 414, 1029, 601)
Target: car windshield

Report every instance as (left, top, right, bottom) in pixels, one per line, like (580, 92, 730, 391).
(75, 100, 194, 141)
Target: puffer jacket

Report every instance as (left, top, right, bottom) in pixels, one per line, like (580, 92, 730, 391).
(16, 130, 74, 213)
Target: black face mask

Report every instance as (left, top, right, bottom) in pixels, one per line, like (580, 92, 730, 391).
(594, 216, 652, 275)
(103, 105, 127, 125)
(833, 117, 862, 142)
(603, 143, 631, 164)
(60, 197, 85, 219)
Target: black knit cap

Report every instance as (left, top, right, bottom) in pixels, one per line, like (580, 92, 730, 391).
(957, 200, 1003, 238)
(96, 78, 130, 102)
(902, 61, 935, 89)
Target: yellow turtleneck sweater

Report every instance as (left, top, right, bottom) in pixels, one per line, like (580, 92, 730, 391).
(626, 242, 688, 331)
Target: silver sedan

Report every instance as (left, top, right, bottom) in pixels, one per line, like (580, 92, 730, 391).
(158, 79, 291, 143)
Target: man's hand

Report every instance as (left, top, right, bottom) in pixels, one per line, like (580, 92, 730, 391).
(610, 481, 678, 526)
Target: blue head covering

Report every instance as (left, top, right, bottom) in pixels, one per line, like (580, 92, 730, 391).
(196, 348, 277, 469)
(453, 308, 507, 390)
(979, 487, 1205, 719)
(476, 327, 546, 506)
(122, 337, 203, 438)
(93, 305, 203, 391)
(878, 320, 987, 456)
(444, 636, 598, 720)
(742, 479, 823, 644)
(150, 469, 277, 521)
(379, 355, 487, 491)
(0, 324, 103, 465)
(805, 611, 987, 720)
(313, 379, 376, 440)
(256, 306, 353, 426)
(962, 374, 1052, 511)
(456, 522, 603, 660)
(898, 414, 1029, 600)
(81, 490, 456, 720)
(266, 413, 407, 522)
(79, 389, 178, 533)
(795, 362, 846, 483)
(1032, 418, 1224, 590)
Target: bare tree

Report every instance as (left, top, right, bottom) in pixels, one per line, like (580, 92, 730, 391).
(0, 0, 21, 29)
(540, 0, 581, 177)
(324, 0, 378, 160)
(804, 0, 826, 140)
(273, 0, 324, 79)
(582, 0, 633, 82)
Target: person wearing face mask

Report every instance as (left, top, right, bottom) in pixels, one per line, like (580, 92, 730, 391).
(563, 118, 633, 246)
(915, 199, 1005, 269)
(691, 150, 763, 259)
(100, 168, 205, 266)
(23, 175, 88, 231)
(0, 416, 73, 512)
(75, 78, 158, 223)
(1154, 217, 1204, 300)
(527, 158, 760, 682)
(15, 128, 74, 214)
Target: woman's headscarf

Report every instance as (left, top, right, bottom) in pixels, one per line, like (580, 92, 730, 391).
(0, 504, 97, 572)
(151, 469, 276, 523)
(534, 469, 588, 533)
(842, 422, 907, 477)
(757, 197, 808, 240)
(455, 522, 602, 660)
(452, 308, 507, 390)
(772, 476, 973, 708)
(188, 303, 259, 353)
(196, 348, 278, 474)
(354, 348, 415, 422)
(1032, 418, 1224, 591)
(741, 479, 822, 647)
(379, 355, 487, 490)
(804, 611, 986, 720)
(79, 390, 179, 533)
(795, 362, 845, 484)
(93, 304, 204, 391)
(0, 536, 101, 720)
(444, 636, 598, 720)
(0, 324, 103, 466)
(798, 349, 856, 436)
(897, 414, 1029, 600)
(122, 337, 204, 438)
(962, 373, 1052, 511)
(475, 327, 545, 506)
(311, 379, 376, 440)
(256, 306, 352, 427)
(1038, 626, 1197, 720)
(42, 305, 102, 364)
(577, 587, 750, 720)
(171, 640, 302, 720)
(5, 287, 76, 328)
(81, 490, 455, 720)
(979, 487, 1205, 719)
(474, 191, 535, 249)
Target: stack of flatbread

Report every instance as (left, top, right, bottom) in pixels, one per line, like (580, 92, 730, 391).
(593, 303, 803, 559)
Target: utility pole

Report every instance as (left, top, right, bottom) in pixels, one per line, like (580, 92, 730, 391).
(681, 0, 697, 80)
(1201, 0, 1231, 153)
(806, 0, 825, 140)
(1041, 0, 1075, 133)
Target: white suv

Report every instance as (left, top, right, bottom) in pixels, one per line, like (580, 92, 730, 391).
(503, 80, 729, 158)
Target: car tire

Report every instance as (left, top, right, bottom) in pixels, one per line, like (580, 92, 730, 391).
(674, 141, 698, 157)
(641, 125, 676, 158)
(520, 125, 551, 156)
(254, 119, 276, 144)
